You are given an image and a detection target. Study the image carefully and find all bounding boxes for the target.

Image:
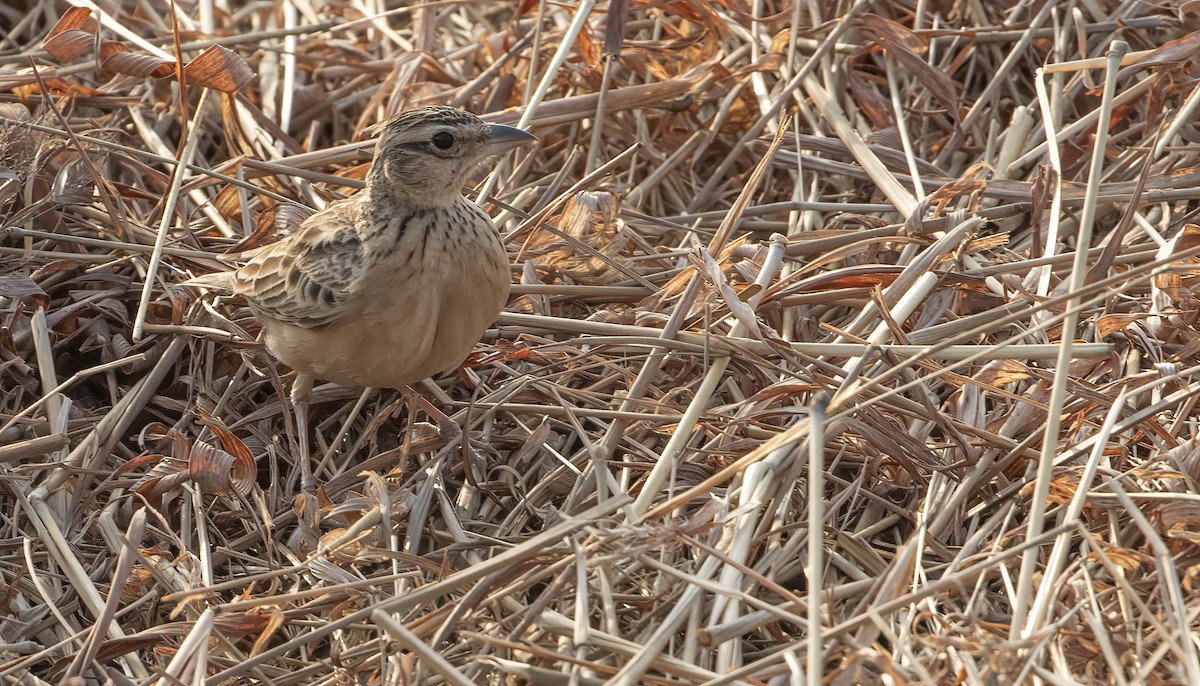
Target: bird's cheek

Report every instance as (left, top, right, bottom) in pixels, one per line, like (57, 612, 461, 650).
(380, 155, 419, 186)
(382, 157, 405, 183)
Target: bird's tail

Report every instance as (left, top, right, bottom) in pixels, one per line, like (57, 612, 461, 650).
(183, 271, 237, 292)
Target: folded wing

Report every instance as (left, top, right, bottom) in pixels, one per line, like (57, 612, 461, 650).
(231, 200, 365, 328)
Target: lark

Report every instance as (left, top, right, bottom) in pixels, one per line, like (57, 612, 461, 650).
(192, 106, 536, 488)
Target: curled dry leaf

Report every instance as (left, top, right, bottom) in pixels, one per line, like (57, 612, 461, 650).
(1155, 500, 1200, 544)
(124, 421, 254, 502)
(544, 191, 625, 284)
(188, 440, 255, 496)
(693, 248, 763, 338)
(43, 8, 176, 79)
(42, 6, 94, 62)
(43, 8, 253, 91)
(188, 414, 256, 496)
(183, 45, 255, 93)
(99, 43, 175, 79)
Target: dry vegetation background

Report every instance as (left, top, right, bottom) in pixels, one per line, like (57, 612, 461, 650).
(3, 0, 1200, 683)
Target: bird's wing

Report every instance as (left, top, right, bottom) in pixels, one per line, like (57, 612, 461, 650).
(230, 199, 366, 328)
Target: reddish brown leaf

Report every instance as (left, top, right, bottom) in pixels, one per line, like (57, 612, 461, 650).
(113, 453, 167, 478)
(46, 633, 168, 681)
(44, 30, 94, 62)
(194, 413, 256, 496)
(183, 45, 255, 93)
(43, 7, 95, 61)
(99, 43, 176, 79)
(577, 24, 603, 73)
(925, 176, 987, 216)
(793, 266, 903, 292)
(188, 440, 254, 496)
(213, 608, 280, 635)
(47, 5, 92, 36)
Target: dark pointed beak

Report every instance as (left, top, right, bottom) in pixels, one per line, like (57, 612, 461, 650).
(486, 123, 538, 153)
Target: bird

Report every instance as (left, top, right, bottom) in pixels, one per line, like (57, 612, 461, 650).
(190, 106, 537, 491)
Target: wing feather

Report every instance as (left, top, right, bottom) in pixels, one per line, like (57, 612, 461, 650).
(230, 199, 366, 328)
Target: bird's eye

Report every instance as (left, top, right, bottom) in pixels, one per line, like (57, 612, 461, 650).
(431, 132, 455, 150)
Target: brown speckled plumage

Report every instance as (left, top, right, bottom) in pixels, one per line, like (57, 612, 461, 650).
(189, 107, 536, 487)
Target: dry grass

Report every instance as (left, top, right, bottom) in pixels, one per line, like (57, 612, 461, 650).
(3, 0, 1200, 684)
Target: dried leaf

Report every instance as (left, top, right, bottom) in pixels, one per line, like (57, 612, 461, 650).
(694, 248, 761, 337)
(1157, 501, 1200, 543)
(183, 45, 255, 93)
(1029, 164, 1058, 258)
(43, 7, 94, 62)
(859, 14, 961, 122)
(1096, 313, 1151, 338)
(0, 273, 48, 308)
(11, 77, 108, 98)
(604, 0, 629, 56)
(99, 43, 176, 79)
(792, 265, 903, 292)
(188, 440, 253, 496)
(972, 360, 1031, 386)
(1124, 31, 1200, 76)
(213, 608, 280, 635)
(1088, 545, 1153, 573)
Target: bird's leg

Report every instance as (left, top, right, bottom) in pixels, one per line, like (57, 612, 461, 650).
(288, 373, 321, 554)
(290, 373, 315, 494)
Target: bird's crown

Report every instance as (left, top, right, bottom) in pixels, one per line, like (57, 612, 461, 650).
(382, 106, 484, 135)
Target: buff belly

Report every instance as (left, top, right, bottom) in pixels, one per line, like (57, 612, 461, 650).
(263, 233, 510, 390)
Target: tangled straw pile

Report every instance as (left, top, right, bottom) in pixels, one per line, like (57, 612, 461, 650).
(3, 0, 1200, 683)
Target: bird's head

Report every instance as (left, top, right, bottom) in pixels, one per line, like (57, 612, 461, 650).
(367, 106, 537, 208)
